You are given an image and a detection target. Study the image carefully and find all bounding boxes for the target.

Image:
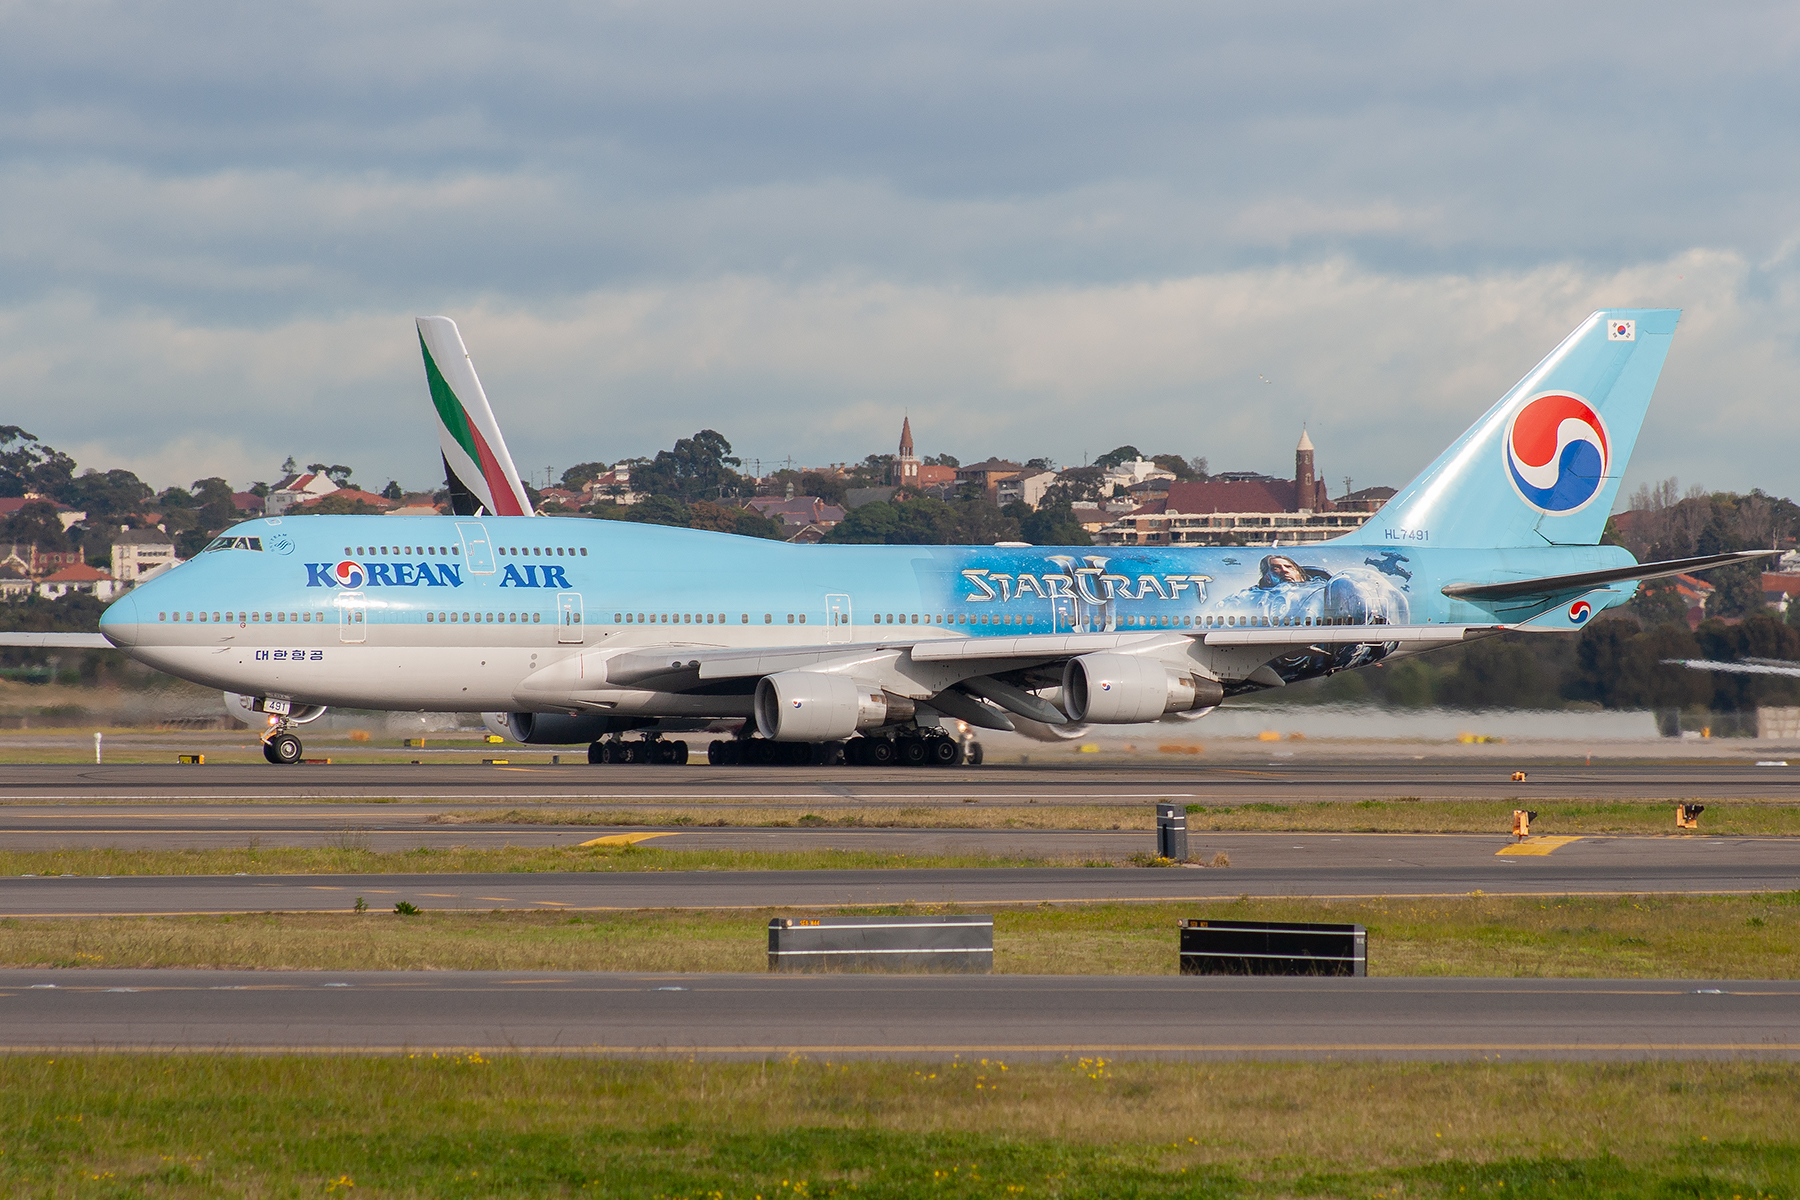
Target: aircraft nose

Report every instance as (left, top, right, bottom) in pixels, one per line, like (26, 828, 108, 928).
(99, 593, 139, 648)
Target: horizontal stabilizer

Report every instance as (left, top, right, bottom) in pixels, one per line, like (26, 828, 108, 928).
(0, 632, 111, 649)
(1442, 550, 1778, 602)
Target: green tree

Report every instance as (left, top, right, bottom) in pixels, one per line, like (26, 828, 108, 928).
(191, 477, 238, 535)
(300, 495, 386, 516)
(0, 427, 75, 500)
(1094, 445, 1142, 470)
(799, 471, 847, 506)
(638, 431, 744, 501)
(1435, 635, 1555, 709)
(69, 468, 153, 518)
(1564, 616, 1712, 713)
(924, 454, 960, 468)
(0, 500, 71, 551)
(1706, 561, 1766, 618)
(1018, 500, 1093, 547)
(1628, 580, 1689, 626)
(1151, 454, 1202, 481)
(381, 480, 404, 500)
(308, 463, 355, 487)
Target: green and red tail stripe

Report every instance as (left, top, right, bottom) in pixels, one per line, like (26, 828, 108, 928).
(416, 317, 533, 518)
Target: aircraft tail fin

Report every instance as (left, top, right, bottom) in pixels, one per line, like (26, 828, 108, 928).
(1352, 309, 1678, 549)
(416, 316, 534, 517)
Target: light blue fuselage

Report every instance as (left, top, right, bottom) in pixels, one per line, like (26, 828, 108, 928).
(97, 513, 1631, 713)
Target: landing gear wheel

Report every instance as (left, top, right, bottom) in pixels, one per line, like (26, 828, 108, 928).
(867, 737, 897, 766)
(588, 741, 606, 764)
(928, 737, 962, 766)
(967, 740, 984, 766)
(264, 732, 302, 765)
(899, 737, 929, 767)
(669, 740, 689, 765)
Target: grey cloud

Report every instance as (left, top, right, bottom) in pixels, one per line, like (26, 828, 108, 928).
(0, 1, 1796, 493)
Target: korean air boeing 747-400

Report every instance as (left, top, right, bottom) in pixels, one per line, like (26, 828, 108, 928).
(37, 308, 1774, 765)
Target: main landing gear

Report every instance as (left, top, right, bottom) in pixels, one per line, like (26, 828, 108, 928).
(707, 732, 981, 768)
(262, 727, 303, 765)
(587, 734, 690, 765)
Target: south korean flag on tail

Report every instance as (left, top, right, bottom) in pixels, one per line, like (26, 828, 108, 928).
(1608, 319, 1636, 341)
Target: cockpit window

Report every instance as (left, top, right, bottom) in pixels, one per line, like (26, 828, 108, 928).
(204, 536, 264, 552)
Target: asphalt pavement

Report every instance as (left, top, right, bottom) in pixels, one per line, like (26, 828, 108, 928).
(3, 760, 1798, 804)
(0, 969, 1791, 1060)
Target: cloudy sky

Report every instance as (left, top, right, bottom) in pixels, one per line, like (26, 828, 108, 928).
(3, 2, 1797, 500)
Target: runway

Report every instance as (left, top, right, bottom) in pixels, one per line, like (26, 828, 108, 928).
(0, 969, 1791, 1060)
(3, 760, 1798, 805)
(4, 832, 1796, 916)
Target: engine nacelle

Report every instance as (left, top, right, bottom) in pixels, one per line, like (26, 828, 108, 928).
(482, 711, 654, 744)
(1061, 654, 1224, 724)
(754, 672, 901, 741)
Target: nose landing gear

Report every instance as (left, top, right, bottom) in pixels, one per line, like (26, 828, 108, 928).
(262, 728, 303, 765)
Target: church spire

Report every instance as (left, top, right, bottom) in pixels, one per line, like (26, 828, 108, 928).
(899, 415, 914, 457)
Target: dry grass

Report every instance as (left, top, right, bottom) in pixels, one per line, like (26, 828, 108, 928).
(0, 1054, 1796, 1196)
(0, 841, 1065, 878)
(3, 892, 1794, 977)
(451, 797, 1800, 835)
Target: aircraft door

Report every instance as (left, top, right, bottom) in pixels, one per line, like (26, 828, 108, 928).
(338, 595, 367, 643)
(826, 594, 851, 643)
(557, 592, 584, 644)
(456, 522, 496, 574)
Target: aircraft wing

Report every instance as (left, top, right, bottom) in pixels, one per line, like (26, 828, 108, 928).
(1441, 550, 1777, 602)
(0, 633, 112, 649)
(1665, 657, 1800, 678)
(544, 624, 1505, 707)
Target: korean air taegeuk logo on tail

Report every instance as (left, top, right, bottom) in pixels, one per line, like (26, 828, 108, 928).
(331, 560, 366, 589)
(1503, 392, 1610, 515)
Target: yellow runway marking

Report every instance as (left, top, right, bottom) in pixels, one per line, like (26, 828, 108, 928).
(578, 832, 675, 848)
(1497, 836, 1584, 856)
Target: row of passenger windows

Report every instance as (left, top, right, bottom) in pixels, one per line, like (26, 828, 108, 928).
(159, 606, 1368, 630)
(160, 609, 560, 625)
(616, 613, 807, 625)
(425, 612, 549, 624)
(162, 611, 314, 623)
(344, 544, 590, 558)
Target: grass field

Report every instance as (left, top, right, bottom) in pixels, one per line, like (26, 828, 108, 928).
(0, 841, 1067, 878)
(1, 1054, 1795, 1197)
(4, 892, 1795, 976)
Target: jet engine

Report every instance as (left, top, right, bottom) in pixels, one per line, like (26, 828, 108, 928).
(753, 672, 909, 741)
(1061, 653, 1224, 724)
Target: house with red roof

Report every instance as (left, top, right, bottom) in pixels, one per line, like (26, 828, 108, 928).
(36, 563, 118, 601)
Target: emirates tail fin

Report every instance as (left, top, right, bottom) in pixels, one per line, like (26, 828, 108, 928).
(416, 316, 534, 517)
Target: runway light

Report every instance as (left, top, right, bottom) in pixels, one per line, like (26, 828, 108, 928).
(1677, 803, 1705, 830)
(1511, 770, 1527, 782)
(1511, 809, 1537, 840)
